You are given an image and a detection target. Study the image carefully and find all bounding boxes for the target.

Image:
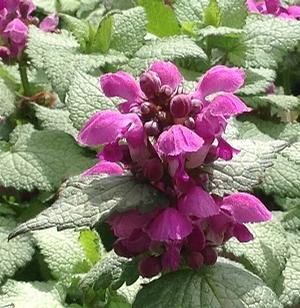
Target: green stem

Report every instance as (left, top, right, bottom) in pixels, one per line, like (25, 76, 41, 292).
(18, 59, 30, 96)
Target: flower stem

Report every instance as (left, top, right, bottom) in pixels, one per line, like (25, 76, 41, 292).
(18, 59, 30, 96)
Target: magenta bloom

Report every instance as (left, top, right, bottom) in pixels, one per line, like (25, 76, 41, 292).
(78, 61, 272, 277)
(39, 13, 59, 33)
(247, 0, 300, 19)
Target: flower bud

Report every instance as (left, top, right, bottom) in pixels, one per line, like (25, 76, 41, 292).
(143, 158, 164, 182)
(4, 18, 27, 45)
(170, 94, 192, 118)
(141, 102, 157, 115)
(140, 71, 161, 99)
(187, 252, 204, 270)
(202, 246, 218, 265)
(191, 98, 203, 112)
(144, 120, 160, 136)
(139, 256, 162, 278)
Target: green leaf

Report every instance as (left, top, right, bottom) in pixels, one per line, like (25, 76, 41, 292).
(274, 195, 300, 211)
(0, 78, 16, 117)
(203, 0, 221, 27)
(275, 233, 300, 307)
(238, 68, 276, 96)
(224, 221, 288, 288)
(27, 26, 127, 99)
(107, 291, 131, 308)
(0, 217, 34, 284)
(91, 14, 113, 53)
(229, 14, 300, 68)
(263, 142, 300, 198)
(33, 228, 92, 282)
(280, 207, 300, 232)
(225, 116, 300, 143)
(0, 124, 94, 191)
(207, 139, 286, 196)
(243, 95, 300, 112)
(60, 14, 90, 50)
(80, 251, 130, 290)
(174, 0, 207, 24)
(138, 0, 180, 37)
(111, 7, 147, 56)
(57, 0, 80, 14)
(0, 280, 66, 308)
(217, 0, 247, 28)
(34, 0, 56, 13)
(9, 175, 168, 238)
(133, 260, 282, 308)
(33, 104, 77, 136)
(79, 230, 101, 265)
(65, 72, 118, 130)
(124, 36, 207, 76)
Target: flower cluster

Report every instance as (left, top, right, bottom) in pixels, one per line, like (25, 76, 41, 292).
(247, 0, 300, 19)
(0, 0, 58, 61)
(78, 61, 272, 278)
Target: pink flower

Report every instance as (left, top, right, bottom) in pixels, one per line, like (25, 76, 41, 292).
(78, 61, 272, 277)
(39, 13, 59, 33)
(247, 0, 300, 19)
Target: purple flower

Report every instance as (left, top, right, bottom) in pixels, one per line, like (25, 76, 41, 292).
(39, 13, 59, 33)
(247, 0, 300, 19)
(78, 61, 272, 277)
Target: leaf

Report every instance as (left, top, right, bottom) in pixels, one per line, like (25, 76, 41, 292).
(223, 221, 288, 288)
(124, 36, 207, 76)
(34, 0, 56, 13)
(0, 217, 34, 284)
(91, 14, 113, 53)
(238, 68, 276, 96)
(27, 26, 127, 99)
(80, 250, 130, 290)
(275, 233, 300, 308)
(33, 104, 77, 136)
(217, 0, 247, 28)
(79, 229, 102, 265)
(60, 14, 90, 50)
(279, 207, 300, 232)
(133, 260, 282, 308)
(174, 0, 207, 24)
(274, 195, 300, 211)
(207, 139, 286, 196)
(138, 0, 180, 37)
(9, 175, 168, 239)
(0, 280, 66, 308)
(225, 116, 300, 143)
(57, 0, 80, 14)
(111, 7, 147, 56)
(33, 228, 91, 282)
(243, 95, 300, 112)
(229, 14, 300, 68)
(0, 78, 16, 117)
(263, 142, 300, 198)
(0, 124, 94, 191)
(203, 0, 221, 27)
(65, 72, 118, 130)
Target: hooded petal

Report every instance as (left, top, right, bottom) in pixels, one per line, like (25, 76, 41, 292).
(195, 65, 245, 99)
(209, 94, 251, 118)
(147, 208, 192, 241)
(246, 0, 259, 12)
(39, 13, 59, 32)
(186, 226, 206, 252)
(3, 18, 28, 44)
(217, 138, 240, 161)
(157, 124, 204, 156)
(108, 209, 152, 238)
(178, 186, 219, 218)
(233, 224, 254, 242)
(149, 61, 182, 91)
(265, 0, 280, 14)
(82, 160, 123, 176)
(100, 71, 143, 103)
(221, 193, 272, 223)
(78, 111, 144, 147)
(287, 5, 300, 18)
